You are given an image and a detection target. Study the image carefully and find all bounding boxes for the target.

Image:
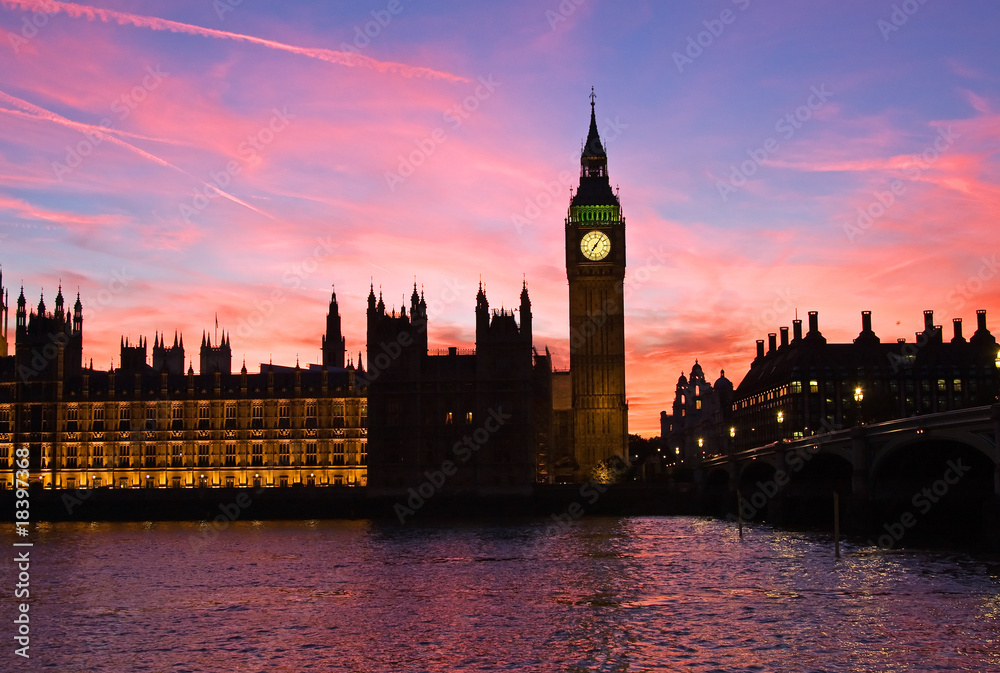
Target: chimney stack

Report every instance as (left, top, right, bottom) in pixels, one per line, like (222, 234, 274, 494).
(977, 309, 987, 332)
(862, 311, 872, 333)
(924, 310, 934, 333)
(952, 318, 964, 342)
(792, 319, 803, 342)
(779, 327, 789, 348)
(768, 333, 777, 353)
(756, 340, 765, 359)
(808, 311, 819, 334)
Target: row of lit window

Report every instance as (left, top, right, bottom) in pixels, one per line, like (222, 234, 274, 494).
(0, 401, 367, 422)
(0, 442, 366, 468)
(0, 473, 367, 490)
(736, 377, 982, 410)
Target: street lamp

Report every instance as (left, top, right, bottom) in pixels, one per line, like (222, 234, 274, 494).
(776, 410, 784, 441)
(854, 386, 864, 425)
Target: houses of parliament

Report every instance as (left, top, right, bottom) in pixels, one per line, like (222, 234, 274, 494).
(0, 97, 631, 493)
(0, 274, 369, 491)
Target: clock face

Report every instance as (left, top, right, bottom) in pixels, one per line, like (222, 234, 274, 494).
(580, 230, 611, 261)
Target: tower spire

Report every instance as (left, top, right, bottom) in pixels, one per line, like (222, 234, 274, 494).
(572, 90, 617, 205)
(584, 87, 605, 162)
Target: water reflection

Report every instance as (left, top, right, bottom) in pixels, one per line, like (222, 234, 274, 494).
(5, 517, 998, 672)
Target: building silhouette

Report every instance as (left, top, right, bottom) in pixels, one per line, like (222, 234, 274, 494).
(199, 331, 232, 375)
(0, 279, 366, 490)
(660, 362, 733, 462)
(658, 310, 999, 463)
(364, 281, 544, 495)
(152, 332, 185, 375)
(730, 310, 999, 452)
(322, 287, 346, 369)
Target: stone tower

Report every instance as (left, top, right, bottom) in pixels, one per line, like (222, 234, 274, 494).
(565, 90, 628, 479)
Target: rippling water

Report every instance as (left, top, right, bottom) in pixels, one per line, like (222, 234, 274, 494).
(6, 517, 1000, 671)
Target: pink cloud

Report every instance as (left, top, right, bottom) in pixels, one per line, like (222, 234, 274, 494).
(0, 0, 467, 82)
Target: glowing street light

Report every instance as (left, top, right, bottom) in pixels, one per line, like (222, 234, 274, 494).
(729, 426, 736, 438)
(853, 386, 864, 404)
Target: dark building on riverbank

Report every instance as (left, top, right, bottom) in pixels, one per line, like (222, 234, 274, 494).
(731, 309, 999, 451)
(364, 281, 547, 495)
(660, 362, 733, 463)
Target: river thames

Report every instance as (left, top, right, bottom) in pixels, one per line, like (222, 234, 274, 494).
(7, 516, 1000, 671)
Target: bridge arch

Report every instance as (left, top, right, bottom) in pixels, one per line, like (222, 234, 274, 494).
(868, 436, 995, 547)
(784, 451, 853, 499)
(705, 467, 730, 489)
(812, 443, 856, 470)
(870, 436, 995, 495)
(871, 430, 995, 477)
(737, 459, 777, 493)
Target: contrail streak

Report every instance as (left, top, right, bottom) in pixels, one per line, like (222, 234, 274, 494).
(0, 89, 275, 221)
(1, 0, 468, 83)
(0, 108, 185, 146)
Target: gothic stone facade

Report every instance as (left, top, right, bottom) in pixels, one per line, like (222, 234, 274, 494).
(0, 281, 367, 490)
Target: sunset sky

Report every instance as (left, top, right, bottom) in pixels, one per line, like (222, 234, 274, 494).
(1, 0, 998, 436)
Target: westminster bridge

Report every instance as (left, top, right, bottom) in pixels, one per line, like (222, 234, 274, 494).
(689, 405, 1000, 542)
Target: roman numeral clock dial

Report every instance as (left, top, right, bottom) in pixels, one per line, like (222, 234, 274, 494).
(580, 230, 611, 261)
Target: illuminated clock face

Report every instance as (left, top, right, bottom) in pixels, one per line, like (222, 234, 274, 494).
(580, 230, 611, 261)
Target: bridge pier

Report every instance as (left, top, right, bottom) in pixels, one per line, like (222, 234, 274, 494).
(850, 426, 870, 499)
(768, 447, 789, 524)
(992, 404, 1000, 496)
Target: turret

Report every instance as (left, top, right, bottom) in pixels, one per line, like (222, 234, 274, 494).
(120, 336, 148, 371)
(54, 284, 65, 322)
(476, 280, 489, 342)
(322, 285, 346, 368)
(199, 328, 232, 375)
(409, 282, 421, 318)
(16, 286, 26, 332)
(0, 267, 8, 357)
(519, 280, 531, 342)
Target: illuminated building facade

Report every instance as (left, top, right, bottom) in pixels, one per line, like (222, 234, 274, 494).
(0, 280, 367, 490)
(732, 310, 1000, 451)
(562, 92, 629, 481)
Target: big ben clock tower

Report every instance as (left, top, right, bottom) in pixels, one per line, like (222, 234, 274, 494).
(566, 90, 627, 479)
